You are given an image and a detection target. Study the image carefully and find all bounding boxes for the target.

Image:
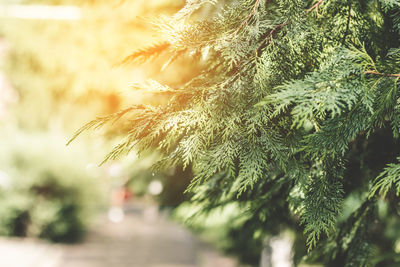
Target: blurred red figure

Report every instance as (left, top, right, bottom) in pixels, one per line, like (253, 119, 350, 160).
(108, 186, 132, 223)
(111, 186, 132, 206)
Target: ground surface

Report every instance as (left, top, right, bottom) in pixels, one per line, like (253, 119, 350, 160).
(0, 204, 239, 267)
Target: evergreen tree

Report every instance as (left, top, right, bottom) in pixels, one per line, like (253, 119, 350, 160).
(70, 0, 400, 265)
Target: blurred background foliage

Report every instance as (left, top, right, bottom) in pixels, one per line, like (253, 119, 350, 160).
(0, 0, 194, 242)
(0, 129, 104, 242)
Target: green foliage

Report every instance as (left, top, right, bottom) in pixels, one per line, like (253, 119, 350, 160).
(73, 0, 400, 265)
(300, 162, 345, 251)
(370, 157, 400, 198)
(0, 131, 104, 242)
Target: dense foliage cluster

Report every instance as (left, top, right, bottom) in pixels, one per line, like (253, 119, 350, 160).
(73, 0, 400, 265)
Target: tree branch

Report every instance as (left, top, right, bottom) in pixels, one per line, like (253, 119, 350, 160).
(365, 70, 400, 78)
(266, 22, 289, 44)
(306, 0, 324, 14)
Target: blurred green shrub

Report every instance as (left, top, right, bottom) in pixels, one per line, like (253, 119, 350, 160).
(0, 131, 104, 242)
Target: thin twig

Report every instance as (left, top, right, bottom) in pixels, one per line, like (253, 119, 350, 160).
(365, 70, 400, 78)
(257, 0, 325, 53)
(306, 0, 324, 14)
(266, 22, 289, 44)
(232, 0, 261, 35)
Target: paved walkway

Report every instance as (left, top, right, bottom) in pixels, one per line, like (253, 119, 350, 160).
(0, 205, 239, 267)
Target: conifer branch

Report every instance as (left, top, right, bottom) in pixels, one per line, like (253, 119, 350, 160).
(66, 105, 145, 146)
(74, 1, 400, 263)
(118, 42, 171, 65)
